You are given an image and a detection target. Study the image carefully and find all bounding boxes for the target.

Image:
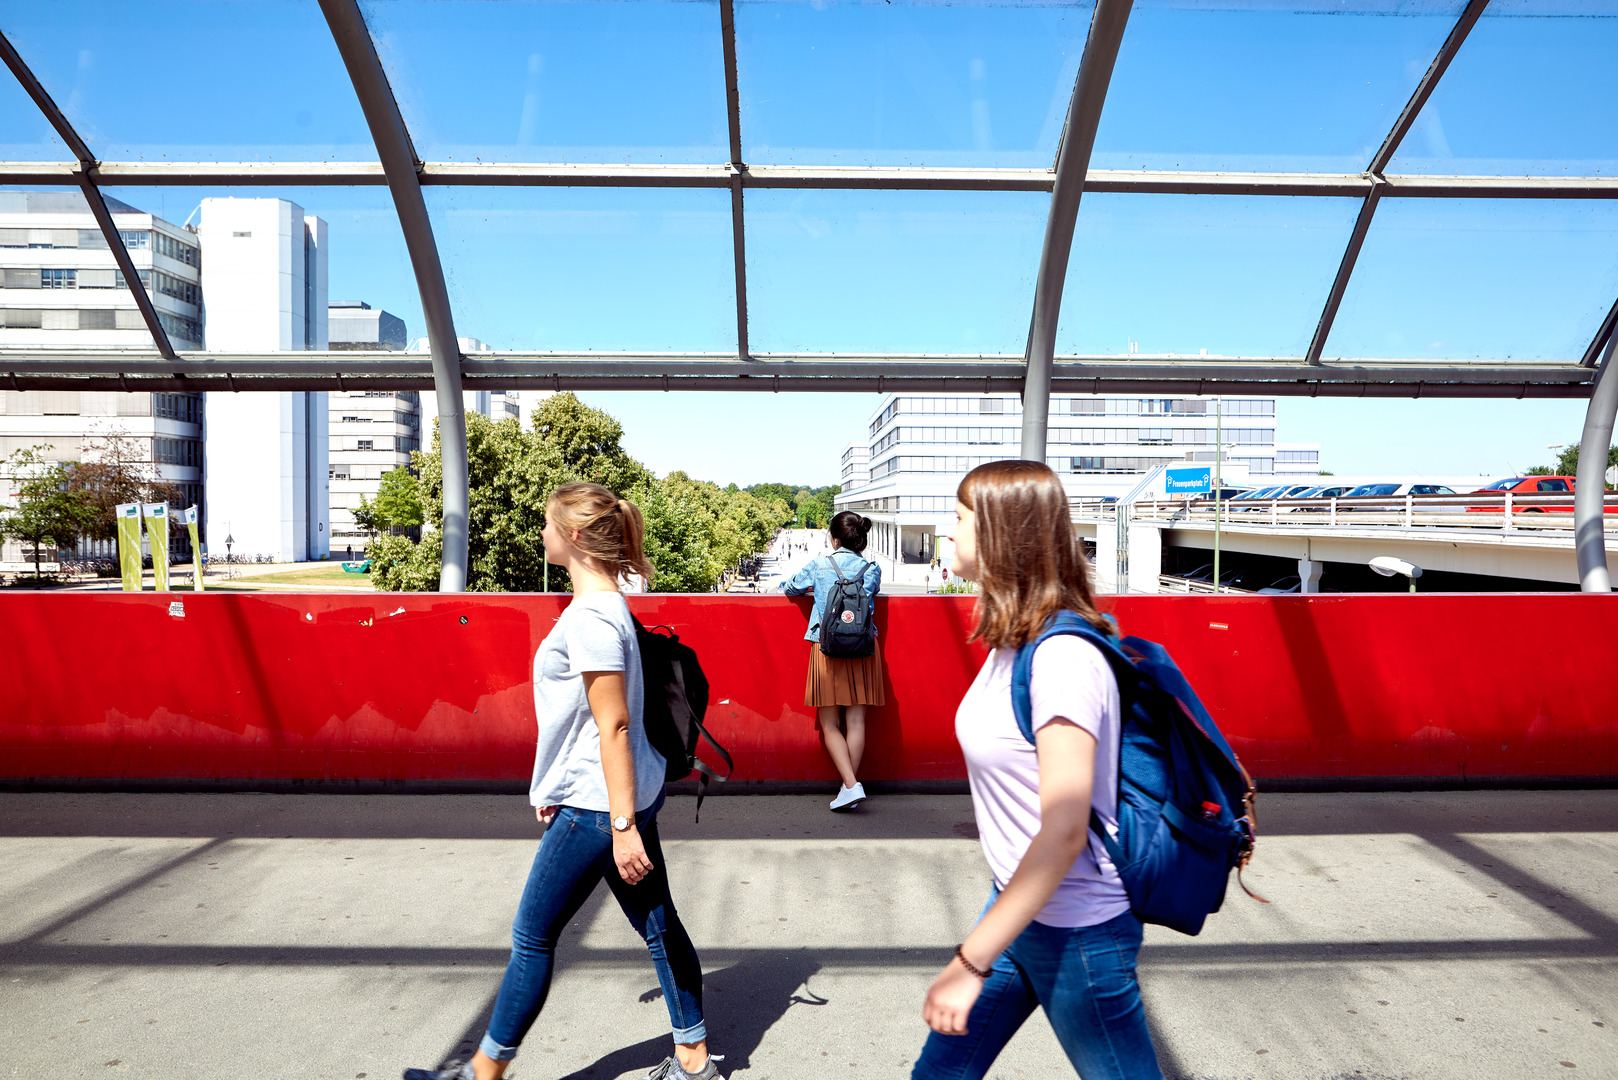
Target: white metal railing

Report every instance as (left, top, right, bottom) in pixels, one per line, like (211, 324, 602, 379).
(1073, 491, 1618, 534)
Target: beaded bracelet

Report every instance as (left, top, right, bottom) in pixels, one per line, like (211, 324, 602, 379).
(954, 944, 990, 979)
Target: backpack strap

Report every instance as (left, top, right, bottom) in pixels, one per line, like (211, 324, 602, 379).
(825, 553, 868, 586)
(1009, 611, 1133, 866)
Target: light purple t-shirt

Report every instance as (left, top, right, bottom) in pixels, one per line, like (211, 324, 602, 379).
(955, 635, 1130, 928)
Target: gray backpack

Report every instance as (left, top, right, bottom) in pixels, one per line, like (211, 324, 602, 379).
(817, 555, 876, 659)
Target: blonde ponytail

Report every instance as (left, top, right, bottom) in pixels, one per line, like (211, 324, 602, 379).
(547, 482, 657, 585)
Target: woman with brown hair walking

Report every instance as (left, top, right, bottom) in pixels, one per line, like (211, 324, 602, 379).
(913, 459, 1160, 1080)
(782, 510, 884, 811)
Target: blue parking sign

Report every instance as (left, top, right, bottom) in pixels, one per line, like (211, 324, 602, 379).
(1165, 466, 1212, 494)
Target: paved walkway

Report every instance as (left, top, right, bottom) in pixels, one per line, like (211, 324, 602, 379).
(3, 791, 1616, 1079)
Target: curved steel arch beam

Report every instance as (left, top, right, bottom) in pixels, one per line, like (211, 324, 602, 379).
(1575, 331, 1617, 592)
(1303, 0, 1490, 366)
(1020, 0, 1133, 461)
(317, 0, 469, 593)
(0, 30, 178, 362)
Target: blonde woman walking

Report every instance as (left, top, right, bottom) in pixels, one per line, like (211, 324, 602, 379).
(405, 482, 718, 1080)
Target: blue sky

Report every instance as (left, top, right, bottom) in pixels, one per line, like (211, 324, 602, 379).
(2, 0, 1617, 485)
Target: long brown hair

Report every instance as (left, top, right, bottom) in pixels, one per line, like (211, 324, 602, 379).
(957, 459, 1110, 648)
(547, 481, 655, 586)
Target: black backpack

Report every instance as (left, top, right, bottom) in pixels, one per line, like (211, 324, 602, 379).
(634, 618, 733, 819)
(816, 555, 876, 659)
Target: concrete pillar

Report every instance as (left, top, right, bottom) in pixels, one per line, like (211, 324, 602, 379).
(1093, 518, 1120, 593)
(1126, 521, 1163, 594)
(1298, 558, 1325, 594)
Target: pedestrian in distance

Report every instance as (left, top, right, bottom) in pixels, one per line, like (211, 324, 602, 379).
(782, 510, 883, 812)
(913, 459, 1160, 1080)
(404, 481, 719, 1080)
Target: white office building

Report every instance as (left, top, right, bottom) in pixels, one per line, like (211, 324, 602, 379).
(836, 392, 1320, 583)
(327, 301, 419, 557)
(0, 191, 204, 568)
(198, 197, 329, 562)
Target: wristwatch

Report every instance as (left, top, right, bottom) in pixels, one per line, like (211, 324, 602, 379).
(612, 815, 631, 832)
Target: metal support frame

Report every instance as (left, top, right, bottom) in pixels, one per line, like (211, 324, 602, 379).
(1021, 0, 1133, 461)
(1303, 0, 1489, 365)
(1575, 330, 1618, 591)
(10, 161, 1617, 199)
(1581, 295, 1618, 369)
(318, 0, 469, 593)
(719, 0, 750, 360)
(0, 30, 177, 361)
(7, 351, 1584, 397)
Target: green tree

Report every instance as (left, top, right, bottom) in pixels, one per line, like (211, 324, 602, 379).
(0, 448, 98, 580)
(372, 393, 795, 593)
(1548, 443, 1618, 485)
(742, 481, 841, 529)
(65, 431, 183, 546)
(354, 466, 425, 540)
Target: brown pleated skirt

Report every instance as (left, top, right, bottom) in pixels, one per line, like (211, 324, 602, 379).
(804, 640, 886, 708)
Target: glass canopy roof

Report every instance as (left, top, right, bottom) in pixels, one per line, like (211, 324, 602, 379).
(1, 0, 1616, 399)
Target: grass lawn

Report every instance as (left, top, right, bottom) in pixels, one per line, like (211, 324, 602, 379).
(223, 563, 375, 589)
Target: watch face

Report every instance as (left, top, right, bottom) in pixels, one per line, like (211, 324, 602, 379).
(613, 815, 630, 831)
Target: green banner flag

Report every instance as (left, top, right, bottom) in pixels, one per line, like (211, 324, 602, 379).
(143, 503, 170, 592)
(180, 505, 203, 591)
(116, 503, 143, 591)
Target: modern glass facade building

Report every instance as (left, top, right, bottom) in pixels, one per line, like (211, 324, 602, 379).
(836, 392, 1320, 582)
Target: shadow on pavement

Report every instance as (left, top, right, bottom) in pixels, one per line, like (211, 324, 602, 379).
(558, 950, 826, 1080)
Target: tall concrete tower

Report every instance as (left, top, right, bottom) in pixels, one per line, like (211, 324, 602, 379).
(198, 197, 330, 562)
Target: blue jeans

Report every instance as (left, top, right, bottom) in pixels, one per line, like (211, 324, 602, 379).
(913, 892, 1162, 1080)
(480, 793, 705, 1062)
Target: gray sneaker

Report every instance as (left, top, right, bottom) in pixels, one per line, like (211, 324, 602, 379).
(645, 1054, 723, 1080)
(402, 1062, 474, 1080)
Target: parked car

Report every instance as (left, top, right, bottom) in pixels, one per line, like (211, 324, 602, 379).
(1339, 482, 1459, 511)
(1467, 475, 1582, 514)
(1286, 483, 1356, 512)
(1297, 484, 1355, 499)
(1232, 483, 1317, 511)
(1258, 575, 1303, 594)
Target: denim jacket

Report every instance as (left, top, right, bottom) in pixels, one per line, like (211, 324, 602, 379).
(782, 550, 882, 643)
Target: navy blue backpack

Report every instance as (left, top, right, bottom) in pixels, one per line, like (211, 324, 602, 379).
(1011, 611, 1264, 936)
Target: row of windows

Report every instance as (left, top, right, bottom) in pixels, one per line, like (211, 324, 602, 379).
(347, 436, 422, 454)
(871, 396, 1277, 437)
(157, 312, 202, 344)
(870, 426, 1277, 454)
(155, 393, 202, 424)
(0, 307, 143, 330)
(119, 230, 201, 268)
(339, 411, 419, 429)
(0, 228, 108, 249)
(154, 231, 200, 267)
(151, 269, 200, 306)
(1276, 450, 1320, 463)
(357, 390, 420, 403)
(1070, 456, 1185, 473)
(154, 438, 203, 467)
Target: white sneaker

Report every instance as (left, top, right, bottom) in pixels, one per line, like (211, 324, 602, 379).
(829, 783, 867, 812)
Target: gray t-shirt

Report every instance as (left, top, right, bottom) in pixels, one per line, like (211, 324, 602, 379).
(529, 591, 665, 813)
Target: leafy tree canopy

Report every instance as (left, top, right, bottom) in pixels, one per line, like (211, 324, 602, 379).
(0, 447, 98, 577)
(65, 432, 183, 543)
(355, 466, 426, 538)
(371, 393, 793, 593)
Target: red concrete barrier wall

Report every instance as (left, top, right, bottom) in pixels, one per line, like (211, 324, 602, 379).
(2, 592, 1616, 787)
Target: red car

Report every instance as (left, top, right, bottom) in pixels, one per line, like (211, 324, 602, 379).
(1467, 476, 1582, 514)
